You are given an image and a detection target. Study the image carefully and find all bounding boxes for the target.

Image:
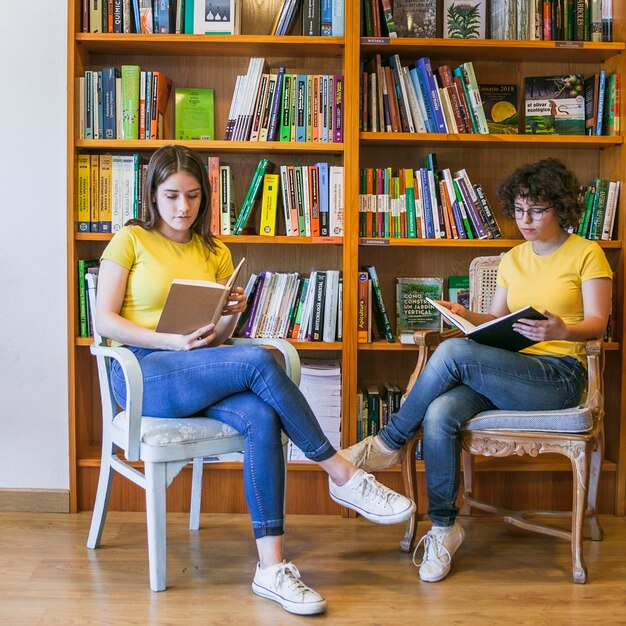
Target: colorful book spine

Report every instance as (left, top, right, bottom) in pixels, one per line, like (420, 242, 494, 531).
(120, 65, 140, 139)
(234, 159, 272, 235)
(366, 265, 394, 343)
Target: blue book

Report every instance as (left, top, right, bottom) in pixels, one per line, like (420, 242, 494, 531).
(131, 0, 141, 33)
(331, 0, 344, 36)
(596, 69, 607, 136)
(267, 66, 285, 141)
(316, 161, 330, 236)
(321, 0, 332, 35)
(415, 57, 447, 133)
(419, 168, 436, 238)
(408, 63, 435, 133)
(296, 74, 307, 142)
(102, 67, 119, 140)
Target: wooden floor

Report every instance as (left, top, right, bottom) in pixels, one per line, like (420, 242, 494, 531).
(2, 512, 626, 625)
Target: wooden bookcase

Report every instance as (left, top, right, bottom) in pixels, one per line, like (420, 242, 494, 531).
(67, 1, 626, 517)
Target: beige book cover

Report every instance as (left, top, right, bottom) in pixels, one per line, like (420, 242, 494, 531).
(156, 257, 245, 335)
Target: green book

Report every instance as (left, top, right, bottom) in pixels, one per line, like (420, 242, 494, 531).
(233, 159, 272, 235)
(175, 87, 215, 140)
(396, 277, 444, 343)
(365, 265, 394, 343)
(120, 65, 140, 140)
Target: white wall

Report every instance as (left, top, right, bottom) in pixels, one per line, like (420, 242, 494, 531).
(0, 5, 68, 488)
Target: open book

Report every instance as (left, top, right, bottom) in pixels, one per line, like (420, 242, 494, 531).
(156, 257, 245, 335)
(425, 297, 547, 352)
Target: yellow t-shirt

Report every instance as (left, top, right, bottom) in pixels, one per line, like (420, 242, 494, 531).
(497, 234, 612, 362)
(101, 226, 234, 331)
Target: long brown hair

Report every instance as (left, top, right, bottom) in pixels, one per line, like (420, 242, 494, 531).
(126, 145, 217, 253)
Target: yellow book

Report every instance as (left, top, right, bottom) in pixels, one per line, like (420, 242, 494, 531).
(99, 154, 113, 233)
(89, 154, 99, 232)
(77, 155, 91, 232)
(259, 174, 280, 236)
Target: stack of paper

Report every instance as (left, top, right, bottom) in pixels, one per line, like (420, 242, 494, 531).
(289, 358, 342, 462)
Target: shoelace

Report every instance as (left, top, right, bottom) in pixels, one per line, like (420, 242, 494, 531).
(412, 531, 451, 569)
(353, 472, 397, 509)
(273, 563, 314, 598)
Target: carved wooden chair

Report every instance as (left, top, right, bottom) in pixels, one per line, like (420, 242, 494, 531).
(399, 255, 605, 583)
(85, 273, 296, 591)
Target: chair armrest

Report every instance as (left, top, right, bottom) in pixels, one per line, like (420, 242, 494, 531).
(584, 339, 604, 416)
(230, 338, 301, 386)
(90, 344, 144, 461)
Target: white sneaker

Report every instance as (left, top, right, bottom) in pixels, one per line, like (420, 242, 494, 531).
(338, 435, 401, 472)
(329, 468, 416, 524)
(252, 561, 327, 615)
(413, 521, 465, 582)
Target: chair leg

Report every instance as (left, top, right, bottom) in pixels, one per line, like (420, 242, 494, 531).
(282, 438, 288, 555)
(571, 447, 591, 584)
(86, 445, 115, 550)
(587, 431, 604, 542)
(399, 435, 420, 552)
(145, 462, 168, 592)
(189, 457, 204, 531)
(460, 449, 473, 515)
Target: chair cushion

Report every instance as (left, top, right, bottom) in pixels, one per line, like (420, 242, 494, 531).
(112, 413, 241, 446)
(463, 406, 593, 433)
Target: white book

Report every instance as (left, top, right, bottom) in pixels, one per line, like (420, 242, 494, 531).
(193, 0, 240, 34)
(111, 155, 124, 232)
(298, 271, 318, 340)
(236, 57, 265, 141)
(219, 165, 234, 235)
(278, 274, 300, 338)
(329, 165, 344, 237)
(439, 87, 458, 133)
(250, 271, 274, 338)
(403, 66, 427, 133)
(301, 166, 312, 236)
(120, 155, 136, 226)
(249, 73, 269, 142)
(601, 181, 620, 240)
(259, 72, 277, 142)
(226, 75, 244, 140)
(392, 55, 415, 133)
(322, 270, 340, 342)
(264, 272, 288, 338)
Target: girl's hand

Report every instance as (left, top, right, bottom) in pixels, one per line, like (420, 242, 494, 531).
(512, 309, 567, 342)
(223, 287, 247, 316)
(437, 299, 469, 318)
(178, 323, 217, 351)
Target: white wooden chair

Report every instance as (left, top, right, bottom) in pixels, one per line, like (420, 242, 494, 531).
(85, 273, 299, 591)
(399, 255, 605, 583)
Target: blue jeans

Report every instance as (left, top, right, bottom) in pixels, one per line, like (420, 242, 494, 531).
(378, 338, 587, 527)
(110, 345, 336, 539)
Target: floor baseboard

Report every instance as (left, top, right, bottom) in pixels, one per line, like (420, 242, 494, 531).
(0, 488, 69, 513)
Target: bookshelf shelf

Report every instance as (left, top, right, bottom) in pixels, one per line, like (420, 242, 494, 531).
(76, 139, 344, 154)
(75, 233, 345, 244)
(360, 38, 626, 63)
(76, 33, 345, 58)
(359, 339, 621, 352)
(360, 133, 623, 148)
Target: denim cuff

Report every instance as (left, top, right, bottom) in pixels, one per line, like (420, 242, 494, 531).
(252, 520, 284, 540)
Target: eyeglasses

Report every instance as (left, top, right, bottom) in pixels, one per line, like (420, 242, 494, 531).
(513, 206, 553, 221)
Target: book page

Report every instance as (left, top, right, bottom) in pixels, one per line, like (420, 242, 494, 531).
(425, 297, 475, 334)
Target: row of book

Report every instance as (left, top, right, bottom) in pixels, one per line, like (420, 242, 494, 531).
(289, 358, 342, 461)
(225, 58, 344, 143)
(82, 0, 242, 35)
(361, 56, 489, 135)
(356, 382, 403, 441)
(79, 66, 172, 140)
(235, 270, 343, 343)
(577, 179, 620, 241)
(362, 0, 614, 43)
(76, 153, 147, 233)
(273, 0, 345, 36)
(359, 158, 502, 241)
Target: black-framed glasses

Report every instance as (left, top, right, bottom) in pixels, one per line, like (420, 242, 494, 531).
(513, 206, 553, 221)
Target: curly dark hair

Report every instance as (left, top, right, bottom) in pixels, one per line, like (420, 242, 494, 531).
(497, 158, 583, 229)
(126, 145, 217, 254)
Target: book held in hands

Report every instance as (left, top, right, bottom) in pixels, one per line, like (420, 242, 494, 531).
(156, 258, 245, 335)
(426, 298, 547, 352)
